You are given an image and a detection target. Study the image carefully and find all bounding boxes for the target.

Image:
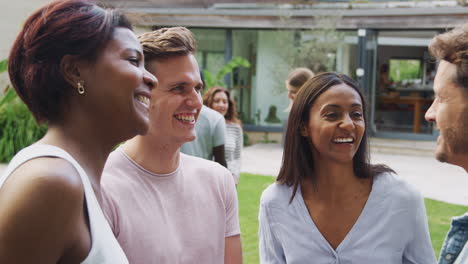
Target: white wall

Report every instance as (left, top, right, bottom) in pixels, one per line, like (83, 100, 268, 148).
(0, 0, 53, 91)
(255, 30, 291, 126)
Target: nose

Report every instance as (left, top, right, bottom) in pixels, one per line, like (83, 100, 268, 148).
(187, 88, 203, 109)
(425, 100, 437, 123)
(143, 69, 158, 90)
(339, 114, 355, 130)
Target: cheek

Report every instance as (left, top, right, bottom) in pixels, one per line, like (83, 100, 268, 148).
(436, 106, 450, 128)
(308, 124, 326, 147)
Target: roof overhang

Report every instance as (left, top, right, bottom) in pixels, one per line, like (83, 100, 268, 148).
(122, 6, 468, 30)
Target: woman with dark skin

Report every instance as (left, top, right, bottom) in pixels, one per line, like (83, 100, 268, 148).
(259, 72, 436, 263)
(0, 1, 156, 263)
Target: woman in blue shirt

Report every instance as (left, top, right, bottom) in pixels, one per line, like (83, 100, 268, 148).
(259, 72, 436, 264)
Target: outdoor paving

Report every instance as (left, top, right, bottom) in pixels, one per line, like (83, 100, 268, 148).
(0, 141, 467, 206)
(242, 143, 468, 206)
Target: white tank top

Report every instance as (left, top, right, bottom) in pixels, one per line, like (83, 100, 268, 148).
(0, 144, 128, 264)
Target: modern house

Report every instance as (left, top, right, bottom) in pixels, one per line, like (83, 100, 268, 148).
(8, 0, 468, 142)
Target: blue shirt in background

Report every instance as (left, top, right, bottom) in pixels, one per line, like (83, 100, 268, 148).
(439, 213, 468, 264)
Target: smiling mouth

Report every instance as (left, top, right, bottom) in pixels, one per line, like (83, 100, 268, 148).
(136, 95, 150, 107)
(174, 113, 196, 124)
(333, 137, 354, 144)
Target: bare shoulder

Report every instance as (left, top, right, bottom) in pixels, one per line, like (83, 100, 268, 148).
(0, 157, 87, 262)
(3, 156, 84, 199)
(0, 157, 85, 221)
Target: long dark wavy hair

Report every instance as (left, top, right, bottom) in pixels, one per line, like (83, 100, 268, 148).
(203, 86, 241, 124)
(277, 72, 394, 202)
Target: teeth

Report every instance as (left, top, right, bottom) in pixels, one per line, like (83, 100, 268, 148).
(174, 113, 195, 123)
(333, 138, 353, 143)
(136, 95, 150, 106)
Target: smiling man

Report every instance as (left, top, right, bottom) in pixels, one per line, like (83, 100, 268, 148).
(425, 24, 468, 264)
(101, 27, 242, 264)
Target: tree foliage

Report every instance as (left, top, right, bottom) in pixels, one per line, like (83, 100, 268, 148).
(271, 15, 345, 92)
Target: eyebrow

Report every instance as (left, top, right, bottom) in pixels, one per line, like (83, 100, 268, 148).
(323, 103, 362, 109)
(168, 81, 204, 87)
(123, 48, 143, 57)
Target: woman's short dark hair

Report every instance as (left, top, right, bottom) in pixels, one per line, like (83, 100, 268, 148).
(8, 0, 132, 123)
(277, 72, 394, 202)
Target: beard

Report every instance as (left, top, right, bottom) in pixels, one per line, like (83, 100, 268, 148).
(437, 109, 468, 162)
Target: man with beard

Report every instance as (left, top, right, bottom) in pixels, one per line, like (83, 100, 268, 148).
(425, 24, 468, 264)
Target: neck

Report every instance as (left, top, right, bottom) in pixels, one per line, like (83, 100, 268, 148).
(38, 124, 117, 193)
(459, 160, 468, 173)
(302, 158, 371, 203)
(448, 155, 468, 173)
(123, 135, 180, 174)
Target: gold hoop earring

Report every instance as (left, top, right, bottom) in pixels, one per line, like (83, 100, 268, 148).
(77, 81, 85, 95)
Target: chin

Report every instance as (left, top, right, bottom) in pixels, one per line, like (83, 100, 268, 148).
(135, 120, 150, 136)
(181, 134, 197, 143)
(435, 144, 450, 163)
(330, 155, 355, 164)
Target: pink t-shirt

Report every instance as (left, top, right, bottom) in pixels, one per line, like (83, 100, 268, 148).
(101, 148, 240, 264)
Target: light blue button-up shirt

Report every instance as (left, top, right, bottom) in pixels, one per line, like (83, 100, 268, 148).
(258, 172, 437, 264)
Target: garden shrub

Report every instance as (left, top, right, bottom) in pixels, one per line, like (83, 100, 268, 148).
(0, 88, 47, 162)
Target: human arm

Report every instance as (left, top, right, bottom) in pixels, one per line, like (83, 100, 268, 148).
(214, 145, 227, 168)
(223, 168, 242, 262)
(231, 124, 243, 183)
(258, 202, 286, 264)
(213, 115, 227, 167)
(258, 199, 286, 264)
(402, 193, 437, 264)
(225, 234, 242, 264)
(0, 158, 87, 263)
(101, 187, 120, 237)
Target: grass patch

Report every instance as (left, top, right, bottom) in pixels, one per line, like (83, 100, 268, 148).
(426, 199, 468, 257)
(238, 173, 468, 263)
(238, 173, 275, 264)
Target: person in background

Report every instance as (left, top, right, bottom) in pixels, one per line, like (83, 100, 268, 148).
(102, 27, 242, 264)
(203, 86, 243, 185)
(0, 0, 156, 263)
(378, 63, 392, 94)
(425, 24, 468, 264)
(259, 72, 436, 263)
(181, 72, 227, 167)
(282, 67, 315, 146)
(285, 67, 315, 112)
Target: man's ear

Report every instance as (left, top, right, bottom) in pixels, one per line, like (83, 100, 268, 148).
(60, 55, 82, 87)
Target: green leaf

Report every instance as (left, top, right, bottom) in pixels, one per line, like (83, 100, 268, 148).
(202, 57, 251, 90)
(0, 86, 46, 162)
(203, 70, 216, 91)
(0, 87, 17, 108)
(215, 56, 251, 83)
(0, 59, 7, 73)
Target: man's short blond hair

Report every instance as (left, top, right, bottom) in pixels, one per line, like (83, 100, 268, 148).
(137, 27, 196, 63)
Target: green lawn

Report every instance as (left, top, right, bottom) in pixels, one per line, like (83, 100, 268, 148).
(238, 173, 468, 264)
